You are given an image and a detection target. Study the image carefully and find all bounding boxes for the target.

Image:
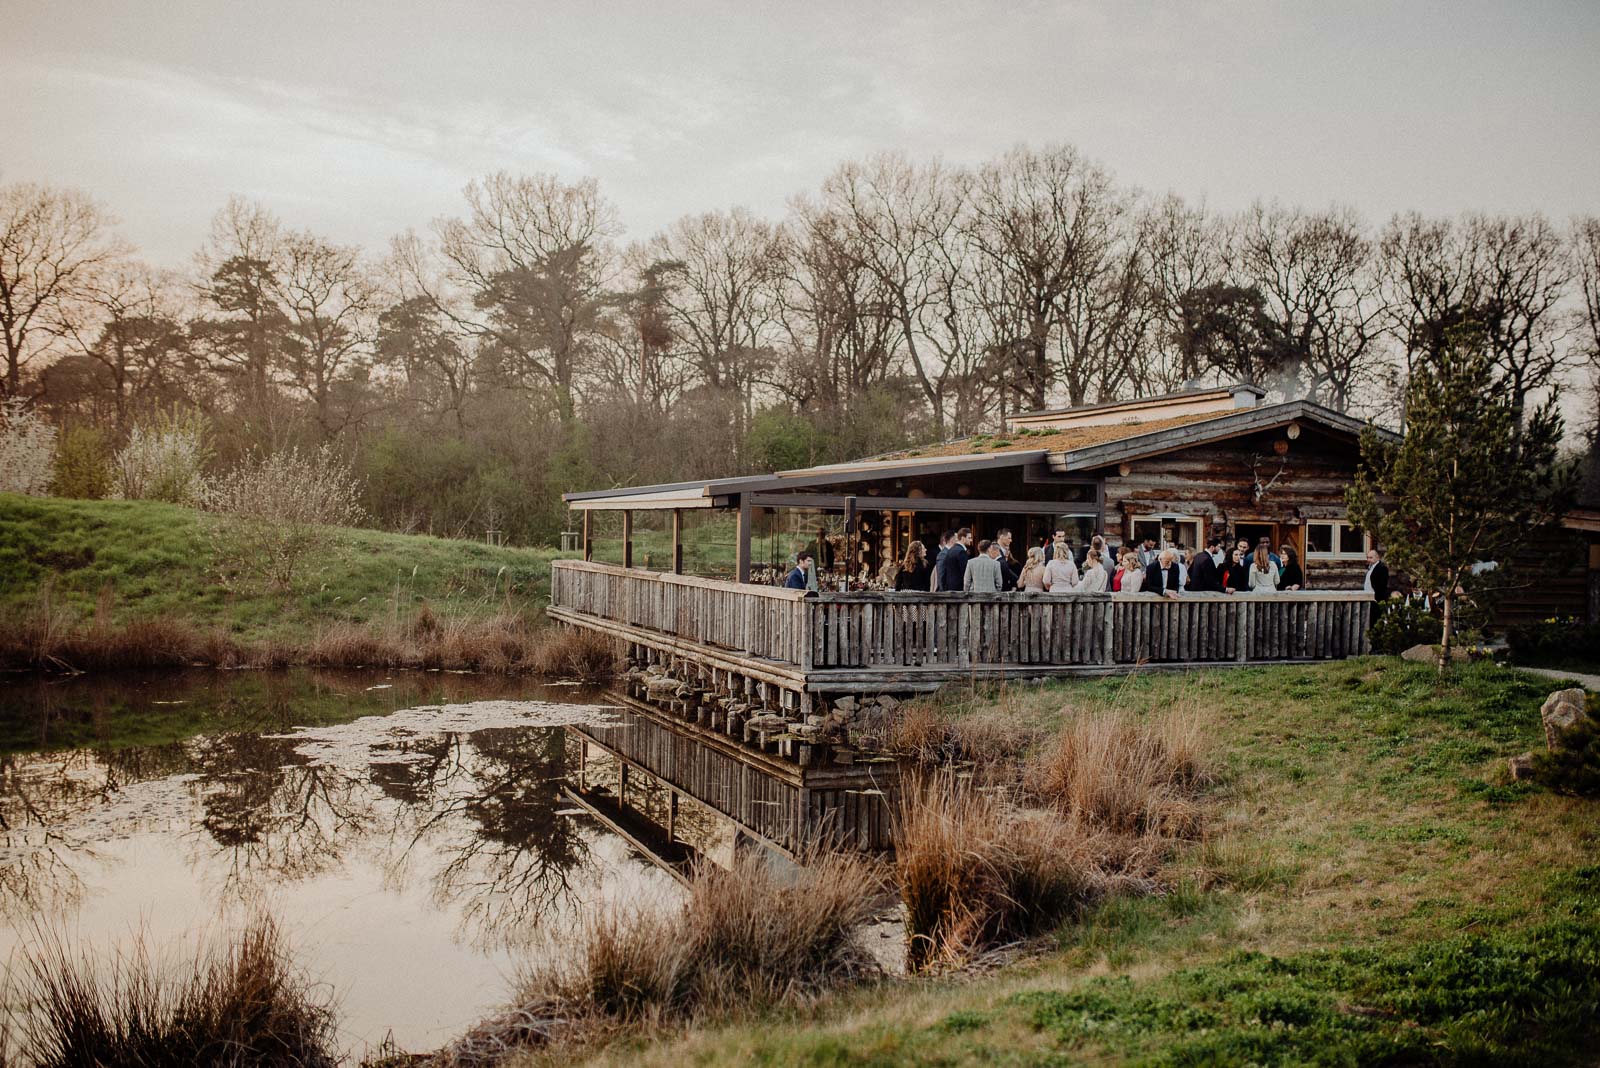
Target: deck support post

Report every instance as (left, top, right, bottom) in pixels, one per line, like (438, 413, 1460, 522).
(582, 510, 592, 562)
(622, 509, 633, 569)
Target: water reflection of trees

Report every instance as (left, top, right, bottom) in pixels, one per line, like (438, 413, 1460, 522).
(381, 727, 590, 949)
(185, 733, 378, 897)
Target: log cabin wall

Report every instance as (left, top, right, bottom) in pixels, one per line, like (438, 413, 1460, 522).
(1092, 427, 1370, 590)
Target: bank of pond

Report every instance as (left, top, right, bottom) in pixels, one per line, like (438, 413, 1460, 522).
(0, 659, 1595, 1067)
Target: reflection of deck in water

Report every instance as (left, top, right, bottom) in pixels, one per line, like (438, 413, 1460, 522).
(568, 691, 897, 857)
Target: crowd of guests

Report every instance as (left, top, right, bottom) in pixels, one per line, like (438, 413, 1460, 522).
(785, 525, 1390, 601)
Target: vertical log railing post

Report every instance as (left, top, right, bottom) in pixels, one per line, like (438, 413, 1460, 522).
(672, 508, 683, 574)
(622, 509, 633, 569)
(1236, 599, 1250, 662)
(736, 496, 752, 584)
(1102, 598, 1115, 665)
(581, 510, 592, 562)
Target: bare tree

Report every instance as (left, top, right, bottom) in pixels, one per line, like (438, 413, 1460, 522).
(821, 154, 985, 434)
(0, 183, 123, 396)
(966, 145, 1125, 409)
(276, 230, 377, 437)
(433, 172, 621, 422)
(1569, 216, 1600, 441)
(1235, 203, 1388, 410)
(1380, 211, 1572, 422)
(1141, 194, 1231, 390)
(643, 207, 784, 433)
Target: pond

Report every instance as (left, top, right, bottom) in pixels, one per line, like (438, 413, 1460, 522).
(0, 669, 748, 1059)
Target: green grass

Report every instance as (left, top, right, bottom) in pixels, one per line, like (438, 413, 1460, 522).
(542, 659, 1600, 1068)
(0, 493, 566, 646)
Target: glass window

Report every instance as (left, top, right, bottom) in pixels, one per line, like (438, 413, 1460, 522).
(1306, 520, 1367, 559)
(1305, 522, 1334, 555)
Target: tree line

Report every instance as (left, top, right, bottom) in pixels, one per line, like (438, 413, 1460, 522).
(3, 144, 1598, 544)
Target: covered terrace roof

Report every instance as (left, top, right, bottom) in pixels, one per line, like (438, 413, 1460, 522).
(563, 398, 1393, 510)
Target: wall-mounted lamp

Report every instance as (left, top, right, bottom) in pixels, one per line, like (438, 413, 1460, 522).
(1118, 463, 1132, 477)
(1286, 422, 1301, 440)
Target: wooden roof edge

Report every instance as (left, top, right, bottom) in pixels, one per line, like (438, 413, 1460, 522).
(562, 448, 1054, 506)
(1011, 381, 1266, 421)
(1051, 400, 1396, 472)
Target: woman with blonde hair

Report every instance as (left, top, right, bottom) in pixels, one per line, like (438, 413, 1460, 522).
(1117, 549, 1145, 592)
(1018, 546, 1048, 592)
(1043, 540, 1079, 591)
(1076, 549, 1108, 593)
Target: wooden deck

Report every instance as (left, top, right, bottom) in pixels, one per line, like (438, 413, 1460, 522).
(549, 560, 1374, 700)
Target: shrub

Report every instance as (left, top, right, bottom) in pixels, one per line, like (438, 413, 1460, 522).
(9, 915, 337, 1068)
(1506, 617, 1600, 669)
(0, 396, 57, 495)
(204, 444, 366, 591)
(50, 424, 114, 498)
(113, 410, 210, 504)
(530, 625, 621, 681)
(1534, 711, 1600, 796)
(1368, 599, 1443, 654)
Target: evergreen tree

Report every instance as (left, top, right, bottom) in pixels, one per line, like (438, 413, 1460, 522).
(1347, 327, 1573, 669)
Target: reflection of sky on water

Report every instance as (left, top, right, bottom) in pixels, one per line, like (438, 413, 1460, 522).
(0, 671, 683, 1058)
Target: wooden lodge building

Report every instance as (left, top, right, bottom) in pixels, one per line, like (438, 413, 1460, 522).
(565, 383, 1392, 591)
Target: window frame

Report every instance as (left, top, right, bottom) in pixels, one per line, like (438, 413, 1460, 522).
(1130, 514, 1205, 552)
(1305, 519, 1370, 561)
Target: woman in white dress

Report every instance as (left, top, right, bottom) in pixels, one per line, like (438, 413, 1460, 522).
(1043, 542, 1079, 591)
(1076, 549, 1108, 593)
(1118, 550, 1145, 593)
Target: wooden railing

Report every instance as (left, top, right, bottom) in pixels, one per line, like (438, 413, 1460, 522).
(549, 561, 1373, 671)
(550, 559, 811, 665)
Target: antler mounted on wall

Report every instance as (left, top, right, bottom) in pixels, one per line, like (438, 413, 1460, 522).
(1251, 453, 1290, 503)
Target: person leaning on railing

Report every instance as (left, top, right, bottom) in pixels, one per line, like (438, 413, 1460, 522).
(963, 540, 1004, 593)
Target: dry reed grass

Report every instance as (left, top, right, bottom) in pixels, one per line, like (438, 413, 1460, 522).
(894, 772, 1154, 972)
(1023, 699, 1212, 837)
(6, 915, 337, 1068)
(891, 694, 1215, 970)
(434, 852, 890, 1066)
(0, 584, 619, 682)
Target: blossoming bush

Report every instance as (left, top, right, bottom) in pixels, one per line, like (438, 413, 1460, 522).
(112, 411, 210, 504)
(204, 445, 366, 591)
(0, 398, 57, 495)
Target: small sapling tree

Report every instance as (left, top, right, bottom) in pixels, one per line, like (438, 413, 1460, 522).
(1347, 328, 1573, 669)
(205, 444, 366, 591)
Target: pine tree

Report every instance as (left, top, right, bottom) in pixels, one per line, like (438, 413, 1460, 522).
(1347, 328, 1573, 669)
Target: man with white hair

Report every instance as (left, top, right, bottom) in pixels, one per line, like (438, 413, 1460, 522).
(1142, 548, 1184, 599)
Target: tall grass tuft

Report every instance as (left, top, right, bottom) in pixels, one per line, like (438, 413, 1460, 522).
(9, 915, 338, 1068)
(437, 852, 889, 1065)
(894, 772, 1135, 972)
(1023, 700, 1212, 837)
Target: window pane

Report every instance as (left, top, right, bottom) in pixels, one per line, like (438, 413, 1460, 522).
(1339, 525, 1365, 554)
(1306, 523, 1333, 554)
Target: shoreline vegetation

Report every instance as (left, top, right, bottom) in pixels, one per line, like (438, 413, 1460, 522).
(0, 494, 618, 679)
(7, 660, 1598, 1066)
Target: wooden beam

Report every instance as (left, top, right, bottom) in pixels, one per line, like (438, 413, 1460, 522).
(622, 509, 633, 569)
(736, 494, 752, 584)
(582, 509, 592, 562)
(745, 492, 1097, 516)
(672, 508, 683, 574)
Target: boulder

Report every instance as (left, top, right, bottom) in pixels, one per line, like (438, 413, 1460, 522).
(746, 713, 786, 733)
(834, 696, 858, 712)
(1400, 643, 1470, 664)
(1508, 752, 1537, 781)
(876, 695, 900, 713)
(1541, 688, 1589, 751)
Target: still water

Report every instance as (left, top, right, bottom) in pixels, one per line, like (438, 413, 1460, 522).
(0, 669, 704, 1058)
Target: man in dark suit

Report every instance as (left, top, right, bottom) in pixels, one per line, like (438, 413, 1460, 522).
(783, 552, 813, 589)
(937, 527, 972, 593)
(994, 527, 1019, 591)
(1188, 536, 1224, 592)
(1144, 549, 1183, 599)
(1043, 528, 1067, 562)
(1364, 547, 1389, 602)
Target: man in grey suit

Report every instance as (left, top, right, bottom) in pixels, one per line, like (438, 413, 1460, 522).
(963, 540, 1004, 593)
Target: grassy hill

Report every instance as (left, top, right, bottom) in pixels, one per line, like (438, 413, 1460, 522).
(0, 493, 566, 648)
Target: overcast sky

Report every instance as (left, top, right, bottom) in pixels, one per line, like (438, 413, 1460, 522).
(4, 0, 1597, 266)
